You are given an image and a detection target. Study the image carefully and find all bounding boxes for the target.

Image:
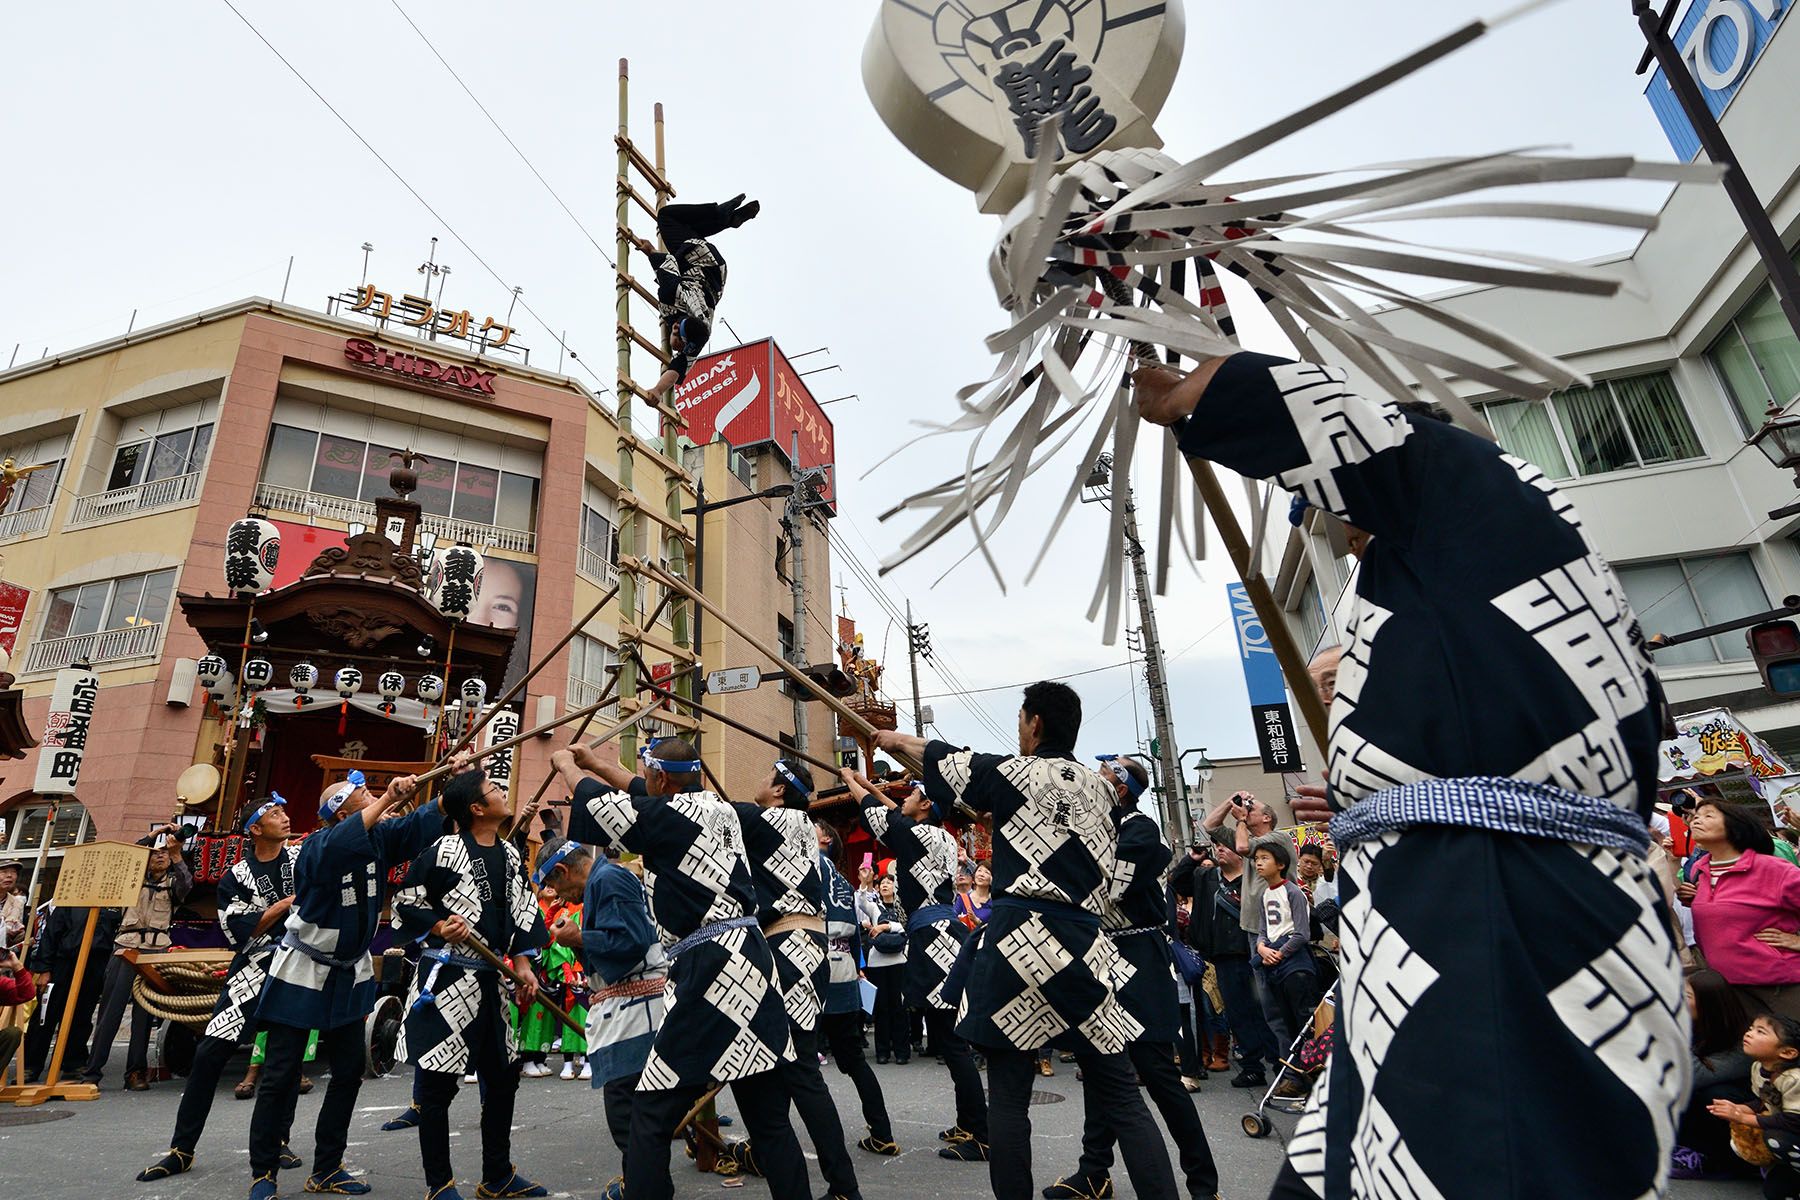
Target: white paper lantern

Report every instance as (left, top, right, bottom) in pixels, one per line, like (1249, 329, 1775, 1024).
(417, 674, 445, 704)
(431, 543, 485, 623)
(459, 675, 487, 710)
(196, 655, 227, 696)
(289, 661, 318, 706)
(224, 517, 281, 597)
(334, 666, 363, 700)
(243, 658, 275, 690)
(378, 670, 405, 714)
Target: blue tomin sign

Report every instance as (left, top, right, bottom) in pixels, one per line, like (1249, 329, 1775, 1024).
(1228, 583, 1304, 774)
(1644, 0, 1790, 160)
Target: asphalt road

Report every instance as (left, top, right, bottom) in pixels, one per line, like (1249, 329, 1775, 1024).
(0, 1050, 1765, 1199)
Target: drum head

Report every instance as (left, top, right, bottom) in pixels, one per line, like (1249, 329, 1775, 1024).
(176, 763, 222, 807)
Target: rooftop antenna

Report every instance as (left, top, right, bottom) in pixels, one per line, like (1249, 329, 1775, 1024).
(360, 242, 375, 284)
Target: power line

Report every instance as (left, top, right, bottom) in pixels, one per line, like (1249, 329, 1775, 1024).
(218, 0, 609, 394)
(913, 658, 1136, 701)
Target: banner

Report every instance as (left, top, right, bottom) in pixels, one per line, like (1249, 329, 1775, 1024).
(0, 581, 29, 656)
(483, 706, 521, 791)
(1228, 583, 1303, 774)
(35, 666, 99, 795)
(671, 338, 838, 511)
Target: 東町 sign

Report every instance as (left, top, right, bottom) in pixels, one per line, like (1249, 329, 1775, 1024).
(863, 0, 1185, 213)
(706, 666, 762, 696)
(1644, 0, 1789, 159)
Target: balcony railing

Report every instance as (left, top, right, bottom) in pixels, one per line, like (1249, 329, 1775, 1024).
(578, 544, 619, 589)
(66, 472, 201, 527)
(567, 675, 618, 719)
(254, 482, 537, 553)
(22, 621, 165, 674)
(0, 504, 52, 542)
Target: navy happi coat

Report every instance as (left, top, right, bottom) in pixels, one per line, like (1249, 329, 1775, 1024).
(205, 844, 300, 1043)
(732, 802, 827, 1032)
(856, 794, 967, 1010)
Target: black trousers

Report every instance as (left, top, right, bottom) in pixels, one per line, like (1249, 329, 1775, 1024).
(1075, 1040, 1219, 1197)
(81, 952, 154, 1081)
(780, 1024, 858, 1197)
(626, 1070, 809, 1200)
(821, 1009, 892, 1142)
(1266, 967, 1321, 1058)
(866, 965, 906, 1059)
(416, 1006, 522, 1190)
(1212, 956, 1280, 1071)
(1174, 1001, 1202, 1078)
(169, 1033, 242, 1154)
(248, 1020, 365, 1177)
(927, 1008, 987, 1142)
(25, 961, 101, 1077)
(603, 1071, 638, 1170)
(985, 1044, 1177, 1200)
(655, 201, 740, 247)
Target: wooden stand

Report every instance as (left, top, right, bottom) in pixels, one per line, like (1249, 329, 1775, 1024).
(12, 908, 101, 1107)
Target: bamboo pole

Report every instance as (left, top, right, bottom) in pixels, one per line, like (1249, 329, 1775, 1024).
(416, 698, 654, 787)
(627, 656, 843, 780)
(498, 667, 623, 840)
(459, 932, 583, 1038)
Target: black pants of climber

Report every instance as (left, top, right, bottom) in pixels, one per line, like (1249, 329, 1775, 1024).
(655, 200, 747, 249)
(1075, 1039, 1219, 1198)
(927, 1008, 988, 1142)
(778, 1024, 859, 1197)
(416, 1013, 523, 1191)
(249, 1020, 365, 1177)
(985, 1045, 1177, 1200)
(168, 1033, 243, 1155)
(627, 1071, 809, 1200)
(25, 961, 101, 1077)
(820, 1009, 893, 1143)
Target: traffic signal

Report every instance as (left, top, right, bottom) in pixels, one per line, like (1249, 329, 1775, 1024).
(1748, 620, 1800, 696)
(800, 663, 857, 698)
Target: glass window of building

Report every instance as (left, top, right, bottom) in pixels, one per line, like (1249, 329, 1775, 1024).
(2, 458, 61, 516)
(109, 420, 213, 490)
(261, 425, 317, 490)
(1615, 552, 1769, 666)
(1708, 248, 1800, 433)
(259, 425, 538, 530)
(1479, 371, 1701, 479)
(42, 568, 178, 642)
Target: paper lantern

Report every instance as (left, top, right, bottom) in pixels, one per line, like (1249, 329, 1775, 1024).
(459, 675, 487, 710)
(417, 674, 445, 704)
(224, 517, 281, 597)
(196, 654, 227, 696)
(334, 666, 363, 700)
(378, 670, 405, 715)
(243, 658, 275, 690)
(431, 542, 484, 623)
(289, 661, 318, 707)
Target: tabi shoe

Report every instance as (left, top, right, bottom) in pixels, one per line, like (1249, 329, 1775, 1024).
(857, 1130, 899, 1156)
(125, 1069, 150, 1091)
(381, 1105, 423, 1132)
(602, 1179, 625, 1200)
(939, 1124, 974, 1143)
(279, 1146, 305, 1170)
(476, 1170, 548, 1198)
(559, 1061, 576, 1080)
(579, 1061, 592, 1080)
(426, 1187, 464, 1200)
(938, 1137, 990, 1162)
(1230, 1066, 1267, 1088)
(715, 1140, 763, 1178)
(249, 1172, 281, 1200)
(1042, 1175, 1114, 1199)
(305, 1167, 372, 1194)
(137, 1149, 196, 1181)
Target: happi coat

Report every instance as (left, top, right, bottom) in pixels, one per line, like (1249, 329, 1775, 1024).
(579, 857, 668, 1088)
(923, 743, 1140, 1055)
(1103, 806, 1180, 1044)
(732, 801, 827, 1032)
(856, 793, 967, 1010)
(820, 854, 864, 1016)
(568, 779, 793, 1090)
(205, 843, 301, 1043)
(256, 800, 443, 1031)
(1179, 353, 1683, 1200)
(393, 833, 548, 1076)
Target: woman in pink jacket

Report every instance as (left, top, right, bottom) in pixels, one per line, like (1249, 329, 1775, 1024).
(1682, 799, 1800, 1020)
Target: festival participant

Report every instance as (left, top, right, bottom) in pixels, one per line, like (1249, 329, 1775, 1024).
(82, 822, 191, 1089)
(393, 769, 550, 1200)
(816, 821, 897, 1157)
(1044, 755, 1220, 1200)
(843, 772, 988, 1160)
(642, 196, 759, 397)
(1133, 353, 1680, 1200)
(244, 766, 431, 1200)
(537, 837, 666, 1200)
(550, 738, 810, 1200)
(873, 685, 1178, 1200)
(137, 794, 305, 1182)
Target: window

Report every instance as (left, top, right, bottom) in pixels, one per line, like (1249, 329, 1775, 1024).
(569, 635, 616, 686)
(260, 424, 539, 530)
(1615, 552, 1769, 666)
(1709, 253, 1800, 433)
(108, 421, 213, 490)
(2, 803, 97, 895)
(42, 568, 178, 642)
(2, 457, 61, 517)
(1292, 578, 1327, 658)
(580, 505, 618, 563)
(778, 614, 795, 663)
(1478, 370, 1701, 478)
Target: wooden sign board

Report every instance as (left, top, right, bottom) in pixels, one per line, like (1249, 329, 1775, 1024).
(53, 840, 150, 908)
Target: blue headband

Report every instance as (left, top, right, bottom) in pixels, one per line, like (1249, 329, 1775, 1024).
(645, 753, 703, 775)
(532, 840, 580, 889)
(775, 760, 810, 798)
(319, 770, 367, 820)
(243, 793, 287, 833)
(1288, 493, 1312, 527)
(1095, 756, 1148, 799)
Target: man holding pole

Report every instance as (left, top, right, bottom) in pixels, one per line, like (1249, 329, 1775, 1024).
(245, 767, 430, 1200)
(1132, 353, 1682, 1199)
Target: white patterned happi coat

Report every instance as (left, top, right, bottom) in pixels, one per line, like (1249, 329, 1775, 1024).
(205, 844, 301, 1043)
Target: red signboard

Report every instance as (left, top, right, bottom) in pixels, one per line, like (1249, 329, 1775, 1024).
(343, 337, 497, 394)
(0, 581, 30, 656)
(672, 339, 836, 510)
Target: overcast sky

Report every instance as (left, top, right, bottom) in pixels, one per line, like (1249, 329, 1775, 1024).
(0, 2, 1687, 779)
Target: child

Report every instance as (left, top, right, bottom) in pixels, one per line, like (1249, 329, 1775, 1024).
(1710, 1012, 1800, 1198)
(1252, 842, 1320, 1090)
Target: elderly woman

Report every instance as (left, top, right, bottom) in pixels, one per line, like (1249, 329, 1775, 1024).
(1680, 800, 1800, 1020)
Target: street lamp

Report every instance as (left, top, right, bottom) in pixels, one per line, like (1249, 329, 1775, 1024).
(1179, 746, 1215, 837)
(1748, 404, 1800, 519)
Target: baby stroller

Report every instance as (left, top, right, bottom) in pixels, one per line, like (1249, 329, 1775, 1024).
(1241, 983, 1336, 1139)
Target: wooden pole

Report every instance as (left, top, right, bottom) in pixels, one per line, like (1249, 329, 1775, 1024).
(628, 656, 843, 780)
(447, 583, 620, 759)
(459, 933, 583, 1039)
(220, 597, 258, 831)
(498, 668, 623, 840)
(416, 700, 654, 787)
(13, 907, 101, 1106)
(434, 622, 460, 757)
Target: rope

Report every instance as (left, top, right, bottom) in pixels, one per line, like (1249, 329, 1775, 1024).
(130, 961, 228, 1031)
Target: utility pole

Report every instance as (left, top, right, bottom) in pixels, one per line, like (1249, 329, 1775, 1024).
(783, 482, 809, 758)
(906, 600, 928, 736)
